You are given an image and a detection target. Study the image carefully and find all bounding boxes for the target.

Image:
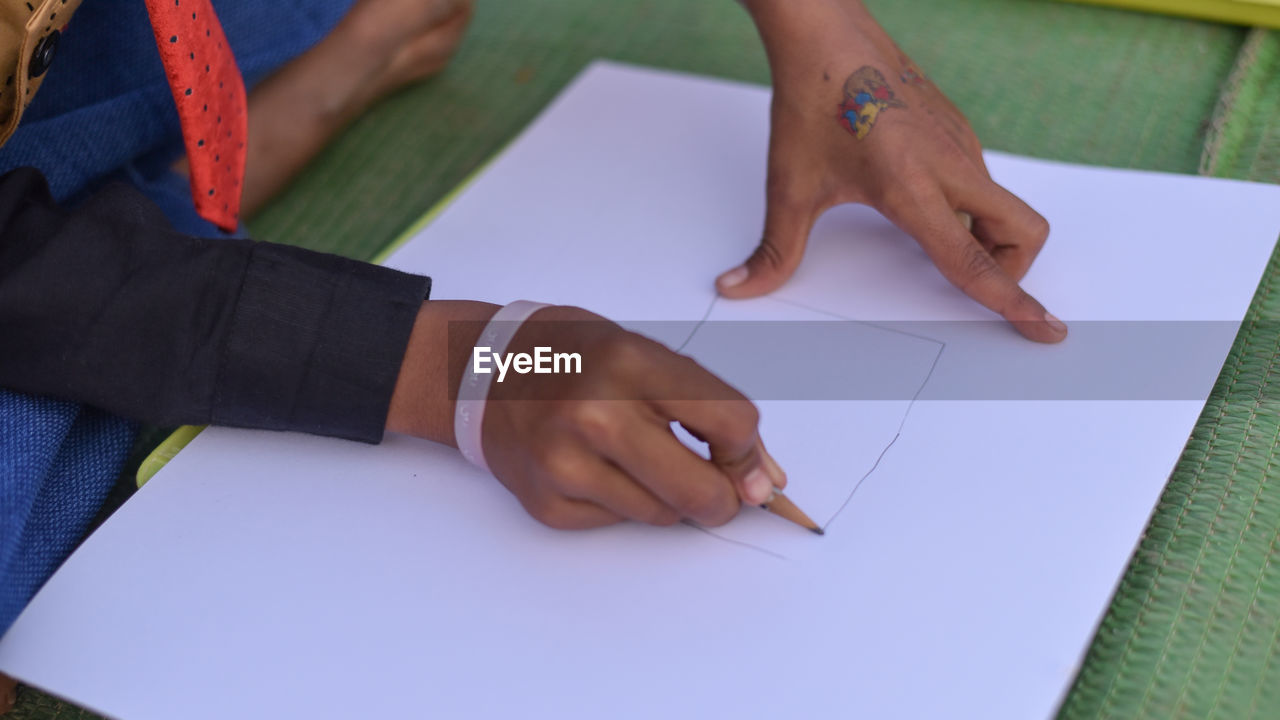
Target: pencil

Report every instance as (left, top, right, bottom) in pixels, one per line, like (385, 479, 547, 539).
(760, 492, 824, 535)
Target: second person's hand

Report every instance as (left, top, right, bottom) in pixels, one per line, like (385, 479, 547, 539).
(726, 0, 1067, 343)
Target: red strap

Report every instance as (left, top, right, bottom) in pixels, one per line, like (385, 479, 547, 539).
(144, 0, 248, 233)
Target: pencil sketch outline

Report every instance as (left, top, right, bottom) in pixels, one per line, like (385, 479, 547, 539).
(675, 293, 946, 560)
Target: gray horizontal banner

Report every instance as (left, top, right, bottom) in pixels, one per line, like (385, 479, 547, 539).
(449, 320, 1262, 401)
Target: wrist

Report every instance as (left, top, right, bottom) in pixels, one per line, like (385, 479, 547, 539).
(386, 300, 501, 445)
(297, 15, 399, 124)
(744, 0, 889, 81)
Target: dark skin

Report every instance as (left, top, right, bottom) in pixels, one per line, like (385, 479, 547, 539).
(385, 302, 787, 530)
(724, 0, 1065, 343)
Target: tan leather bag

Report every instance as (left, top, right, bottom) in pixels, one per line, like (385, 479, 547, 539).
(0, 0, 83, 148)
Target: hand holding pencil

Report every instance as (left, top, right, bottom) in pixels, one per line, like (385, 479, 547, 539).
(389, 302, 821, 534)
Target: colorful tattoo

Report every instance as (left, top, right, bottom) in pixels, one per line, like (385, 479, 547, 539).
(899, 56, 928, 86)
(837, 66, 906, 140)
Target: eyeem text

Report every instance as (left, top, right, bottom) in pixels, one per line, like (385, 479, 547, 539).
(473, 346, 583, 382)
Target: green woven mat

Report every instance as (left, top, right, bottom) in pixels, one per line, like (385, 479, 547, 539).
(10, 1, 1278, 718)
(1061, 27, 1280, 720)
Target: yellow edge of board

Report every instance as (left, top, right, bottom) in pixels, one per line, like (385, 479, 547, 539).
(135, 155, 502, 488)
(1060, 0, 1280, 28)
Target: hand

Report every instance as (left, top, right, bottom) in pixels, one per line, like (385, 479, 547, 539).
(340, 0, 474, 98)
(387, 302, 787, 530)
(227, 0, 472, 215)
(726, 0, 1066, 343)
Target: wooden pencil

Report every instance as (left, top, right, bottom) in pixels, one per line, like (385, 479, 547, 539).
(761, 492, 824, 535)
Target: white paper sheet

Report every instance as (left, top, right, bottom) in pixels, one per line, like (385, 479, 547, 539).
(3, 61, 1279, 720)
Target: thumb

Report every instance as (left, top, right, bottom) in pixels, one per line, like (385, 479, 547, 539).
(709, 436, 787, 507)
(716, 196, 815, 299)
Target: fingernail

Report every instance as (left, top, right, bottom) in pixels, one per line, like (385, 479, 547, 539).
(743, 467, 773, 505)
(716, 265, 749, 290)
(1044, 312, 1067, 335)
(762, 450, 787, 488)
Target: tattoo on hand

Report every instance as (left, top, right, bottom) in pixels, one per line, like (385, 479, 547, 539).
(837, 67, 906, 140)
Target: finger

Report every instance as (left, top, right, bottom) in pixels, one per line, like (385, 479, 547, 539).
(552, 447, 681, 526)
(716, 190, 816, 299)
(888, 189, 1066, 343)
(593, 420, 740, 526)
(523, 492, 623, 531)
(759, 441, 788, 492)
(953, 180, 1050, 281)
(643, 354, 785, 505)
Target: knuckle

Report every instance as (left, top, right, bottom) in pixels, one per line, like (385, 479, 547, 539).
(1012, 287, 1044, 315)
(880, 172, 934, 210)
(568, 400, 624, 447)
(938, 137, 970, 165)
(711, 400, 759, 442)
(529, 438, 560, 471)
(902, 168, 938, 199)
(1027, 212, 1051, 244)
(960, 245, 1001, 285)
(597, 332, 650, 373)
(749, 238, 788, 272)
(548, 462, 594, 498)
(531, 440, 584, 482)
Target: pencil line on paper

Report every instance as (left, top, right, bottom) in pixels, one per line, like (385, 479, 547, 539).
(824, 432, 899, 530)
(769, 294, 948, 349)
(669, 292, 947, 549)
(687, 521, 789, 561)
(675, 295, 719, 353)
(822, 339, 945, 531)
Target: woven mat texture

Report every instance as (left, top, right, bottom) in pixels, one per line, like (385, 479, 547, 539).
(10, 1, 1278, 718)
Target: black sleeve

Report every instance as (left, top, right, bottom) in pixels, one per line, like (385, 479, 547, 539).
(0, 167, 431, 443)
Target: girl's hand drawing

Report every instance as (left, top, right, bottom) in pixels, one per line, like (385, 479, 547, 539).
(386, 302, 787, 530)
(724, 0, 1066, 343)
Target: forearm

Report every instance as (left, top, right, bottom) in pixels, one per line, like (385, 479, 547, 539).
(740, 0, 899, 81)
(231, 18, 395, 215)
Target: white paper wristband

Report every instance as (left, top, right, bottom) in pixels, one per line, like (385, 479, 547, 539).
(454, 300, 551, 472)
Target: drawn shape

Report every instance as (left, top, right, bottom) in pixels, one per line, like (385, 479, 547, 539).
(656, 296, 944, 556)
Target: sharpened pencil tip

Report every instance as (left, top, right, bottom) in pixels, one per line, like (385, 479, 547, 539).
(811, 527, 825, 536)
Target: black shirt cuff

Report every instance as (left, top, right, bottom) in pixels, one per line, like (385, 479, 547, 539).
(212, 243, 430, 443)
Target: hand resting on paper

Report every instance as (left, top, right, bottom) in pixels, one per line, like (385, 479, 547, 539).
(723, 0, 1066, 343)
(386, 302, 786, 529)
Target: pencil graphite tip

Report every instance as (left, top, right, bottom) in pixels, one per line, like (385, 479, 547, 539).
(811, 526, 825, 536)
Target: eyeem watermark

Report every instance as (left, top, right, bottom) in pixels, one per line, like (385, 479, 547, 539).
(473, 346, 583, 383)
